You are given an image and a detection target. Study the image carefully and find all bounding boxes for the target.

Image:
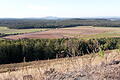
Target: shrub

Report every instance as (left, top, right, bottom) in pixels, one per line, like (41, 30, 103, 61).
(0, 37, 119, 64)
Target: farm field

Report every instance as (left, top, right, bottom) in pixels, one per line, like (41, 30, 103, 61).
(0, 49, 120, 80)
(0, 27, 47, 34)
(3, 26, 120, 40)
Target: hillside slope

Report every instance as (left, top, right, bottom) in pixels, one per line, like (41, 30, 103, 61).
(0, 50, 120, 80)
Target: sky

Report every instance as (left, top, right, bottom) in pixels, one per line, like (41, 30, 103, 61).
(0, 0, 120, 18)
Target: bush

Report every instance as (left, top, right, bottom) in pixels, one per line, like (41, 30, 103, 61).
(0, 37, 120, 64)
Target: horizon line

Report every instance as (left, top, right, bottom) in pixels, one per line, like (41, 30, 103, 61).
(0, 16, 120, 19)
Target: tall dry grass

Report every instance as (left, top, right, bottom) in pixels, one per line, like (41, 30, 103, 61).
(0, 50, 120, 80)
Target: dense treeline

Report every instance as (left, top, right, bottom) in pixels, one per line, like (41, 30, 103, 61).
(0, 33, 22, 37)
(0, 19, 120, 29)
(0, 38, 120, 64)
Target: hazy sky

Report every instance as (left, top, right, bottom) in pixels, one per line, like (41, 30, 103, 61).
(0, 0, 120, 18)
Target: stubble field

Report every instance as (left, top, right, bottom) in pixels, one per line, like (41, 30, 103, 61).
(3, 26, 120, 40)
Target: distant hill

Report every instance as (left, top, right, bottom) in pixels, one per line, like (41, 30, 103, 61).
(0, 17, 120, 29)
(41, 16, 63, 20)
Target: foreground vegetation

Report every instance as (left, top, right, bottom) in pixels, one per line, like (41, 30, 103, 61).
(0, 49, 120, 80)
(0, 37, 120, 64)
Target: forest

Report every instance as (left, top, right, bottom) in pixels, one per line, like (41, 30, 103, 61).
(0, 18, 120, 29)
(0, 37, 120, 64)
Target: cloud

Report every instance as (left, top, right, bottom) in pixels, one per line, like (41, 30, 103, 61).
(27, 5, 49, 11)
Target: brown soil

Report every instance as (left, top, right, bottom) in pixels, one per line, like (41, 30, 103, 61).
(3, 26, 120, 40)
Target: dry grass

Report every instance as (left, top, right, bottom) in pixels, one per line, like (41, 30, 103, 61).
(0, 50, 120, 80)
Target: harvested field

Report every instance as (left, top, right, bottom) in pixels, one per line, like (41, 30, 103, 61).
(0, 50, 120, 80)
(3, 26, 120, 40)
(0, 27, 47, 34)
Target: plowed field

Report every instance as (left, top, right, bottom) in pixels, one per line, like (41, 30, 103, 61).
(3, 26, 120, 40)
